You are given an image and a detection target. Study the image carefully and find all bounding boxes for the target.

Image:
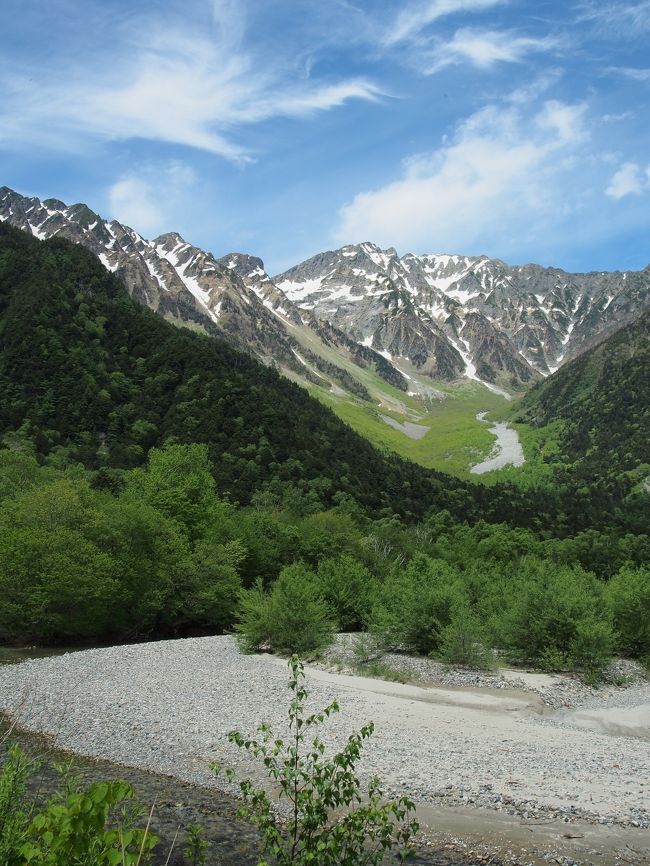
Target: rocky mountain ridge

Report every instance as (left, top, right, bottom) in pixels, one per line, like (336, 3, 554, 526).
(275, 241, 650, 388)
(2, 187, 649, 403)
(0, 187, 401, 399)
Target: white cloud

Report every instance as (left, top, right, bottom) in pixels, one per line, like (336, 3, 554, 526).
(424, 28, 559, 73)
(0, 16, 382, 161)
(107, 162, 197, 235)
(385, 0, 508, 46)
(579, 1, 650, 36)
(336, 99, 590, 254)
(211, 0, 248, 45)
(605, 162, 650, 198)
(609, 66, 650, 81)
(535, 99, 588, 143)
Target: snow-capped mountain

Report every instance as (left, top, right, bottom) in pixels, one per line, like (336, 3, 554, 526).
(2, 186, 649, 403)
(275, 241, 650, 387)
(0, 186, 302, 363)
(0, 187, 405, 399)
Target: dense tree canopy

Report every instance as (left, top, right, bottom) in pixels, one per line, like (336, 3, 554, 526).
(0, 223, 648, 676)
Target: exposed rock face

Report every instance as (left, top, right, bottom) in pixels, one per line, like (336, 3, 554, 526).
(0, 187, 313, 373)
(275, 241, 650, 386)
(0, 188, 405, 396)
(3, 188, 648, 398)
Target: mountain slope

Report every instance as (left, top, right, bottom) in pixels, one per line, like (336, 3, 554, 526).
(1, 222, 647, 534)
(513, 308, 650, 487)
(0, 188, 408, 402)
(3, 185, 649, 483)
(5, 187, 649, 406)
(0, 221, 477, 519)
(275, 241, 650, 387)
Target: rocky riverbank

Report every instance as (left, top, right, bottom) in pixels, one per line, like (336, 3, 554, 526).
(1, 636, 648, 866)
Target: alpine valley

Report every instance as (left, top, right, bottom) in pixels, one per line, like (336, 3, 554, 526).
(1, 190, 649, 866)
(1, 185, 649, 475)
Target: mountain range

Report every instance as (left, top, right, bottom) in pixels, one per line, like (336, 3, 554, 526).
(2, 187, 649, 407)
(1, 214, 648, 534)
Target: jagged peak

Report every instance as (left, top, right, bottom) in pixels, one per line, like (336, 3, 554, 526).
(153, 231, 188, 249)
(66, 202, 102, 227)
(220, 252, 266, 272)
(42, 197, 67, 211)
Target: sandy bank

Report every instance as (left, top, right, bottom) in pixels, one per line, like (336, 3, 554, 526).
(0, 636, 648, 866)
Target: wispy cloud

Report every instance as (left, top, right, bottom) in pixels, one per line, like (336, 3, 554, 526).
(423, 28, 559, 73)
(578, 1, 650, 36)
(107, 162, 197, 235)
(606, 162, 650, 198)
(608, 66, 650, 81)
(0, 9, 382, 161)
(336, 97, 589, 255)
(385, 0, 508, 46)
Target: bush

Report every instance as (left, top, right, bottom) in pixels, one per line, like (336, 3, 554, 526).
(351, 633, 383, 665)
(538, 646, 566, 671)
(606, 567, 650, 658)
(497, 558, 612, 669)
(316, 556, 376, 631)
(0, 747, 158, 866)
(0, 744, 33, 865)
(213, 656, 419, 865)
(22, 779, 158, 866)
(370, 555, 463, 654)
(437, 604, 495, 670)
(569, 617, 614, 681)
(236, 563, 336, 655)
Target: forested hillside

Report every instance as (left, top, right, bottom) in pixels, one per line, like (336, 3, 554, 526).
(515, 309, 649, 482)
(0, 222, 469, 521)
(507, 310, 649, 533)
(0, 223, 648, 673)
(1, 222, 648, 537)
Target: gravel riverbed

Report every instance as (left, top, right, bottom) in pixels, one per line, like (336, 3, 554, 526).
(1, 636, 648, 865)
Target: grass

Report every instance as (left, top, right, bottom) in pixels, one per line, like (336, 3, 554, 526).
(307, 379, 507, 477)
(278, 316, 537, 478)
(353, 661, 409, 684)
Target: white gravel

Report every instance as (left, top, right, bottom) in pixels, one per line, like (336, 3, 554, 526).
(1, 635, 648, 835)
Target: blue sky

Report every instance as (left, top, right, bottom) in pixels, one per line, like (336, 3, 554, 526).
(2, 0, 650, 274)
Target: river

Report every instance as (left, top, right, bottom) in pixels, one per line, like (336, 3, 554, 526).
(0, 646, 479, 866)
(470, 412, 525, 474)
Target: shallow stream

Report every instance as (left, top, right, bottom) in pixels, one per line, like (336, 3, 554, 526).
(470, 412, 525, 474)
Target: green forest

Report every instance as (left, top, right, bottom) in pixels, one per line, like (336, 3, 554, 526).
(0, 222, 649, 677)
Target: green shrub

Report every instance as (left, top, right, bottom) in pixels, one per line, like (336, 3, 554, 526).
(497, 558, 612, 669)
(316, 555, 376, 631)
(0, 748, 158, 866)
(213, 656, 419, 865)
(569, 617, 614, 681)
(437, 604, 495, 670)
(370, 555, 463, 654)
(350, 633, 383, 665)
(605, 566, 650, 658)
(183, 824, 207, 866)
(0, 744, 33, 866)
(21, 779, 157, 866)
(538, 646, 566, 671)
(236, 563, 336, 655)
(353, 661, 409, 684)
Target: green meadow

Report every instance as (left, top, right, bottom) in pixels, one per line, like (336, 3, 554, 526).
(307, 377, 507, 477)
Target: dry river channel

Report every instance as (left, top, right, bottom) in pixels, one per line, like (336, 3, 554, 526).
(1, 636, 649, 866)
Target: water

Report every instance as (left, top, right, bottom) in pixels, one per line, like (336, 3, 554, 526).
(470, 411, 525, 474)
(0, 644, 99, 665)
